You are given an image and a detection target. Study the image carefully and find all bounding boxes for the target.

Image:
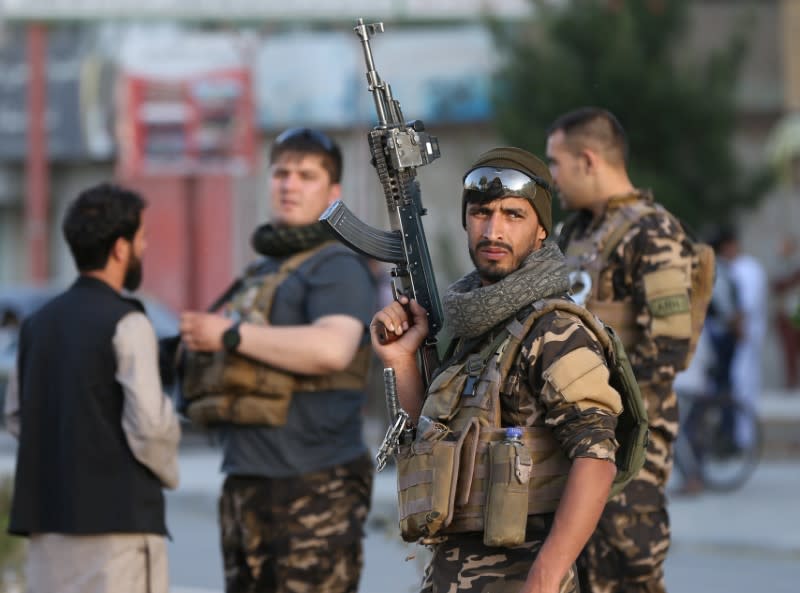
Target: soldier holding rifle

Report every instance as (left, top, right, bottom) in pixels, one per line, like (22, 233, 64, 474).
(371, 147, 626, 593)
(327, 21, 637, 593)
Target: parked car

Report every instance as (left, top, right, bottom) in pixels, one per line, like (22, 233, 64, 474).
(0, 284, 180, 421)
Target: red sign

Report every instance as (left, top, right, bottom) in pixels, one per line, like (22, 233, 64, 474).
(116, 69, 258, 177)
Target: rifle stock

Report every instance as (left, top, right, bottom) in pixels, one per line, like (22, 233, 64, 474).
(320, 18, 444, 384)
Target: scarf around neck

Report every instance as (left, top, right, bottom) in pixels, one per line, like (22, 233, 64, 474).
(250, 221, 333, 257)
(443, 241, 570, 339)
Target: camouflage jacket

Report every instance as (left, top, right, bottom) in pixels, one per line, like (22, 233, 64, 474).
(558, 191, 693, 510)
(445, 305, 622, 464)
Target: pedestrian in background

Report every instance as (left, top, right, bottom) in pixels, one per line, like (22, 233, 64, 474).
(550, 107, 694, 593)
(5, 183, 181, 593)
(371, 147, 623, 593)
(726, 228, 768, 450)
(179, 128, 376, 593)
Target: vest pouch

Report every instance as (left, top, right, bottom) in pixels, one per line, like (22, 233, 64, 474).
(181, 351, 224, 400)
(186, 395, 230, 426)
(186, 393, 293, 427)
(222, 353, 295, 397)
(181, 350, 295, 427)
(396, 422, 472, 542)
(483, 436, 532, 547)
(421, 359, 470, 421)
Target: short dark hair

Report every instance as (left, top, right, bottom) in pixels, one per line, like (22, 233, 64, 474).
(547, 107, 629, 166)
(708, 224, 738, 252)
(62, 183, 146, 272)
(270, 128, 343, 183)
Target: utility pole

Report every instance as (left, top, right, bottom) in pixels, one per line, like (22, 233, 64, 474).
(25, 23, 49, 283)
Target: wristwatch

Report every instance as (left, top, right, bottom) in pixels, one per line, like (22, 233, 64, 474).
(221, 321, 242, 353)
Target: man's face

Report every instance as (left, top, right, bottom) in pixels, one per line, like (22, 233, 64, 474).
(123, 222, 146, 292)
(546, 130, 594, 211)
(269, 152, 341, 227)
(466, 196, 546, 285)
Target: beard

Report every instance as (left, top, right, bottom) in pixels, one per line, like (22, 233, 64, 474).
(123, 253, 143, 292)
(468, 237, 541, 284)
(468, 240, 520, 284)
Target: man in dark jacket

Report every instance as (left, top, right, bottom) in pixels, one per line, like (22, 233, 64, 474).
(5, 183, 181, 593)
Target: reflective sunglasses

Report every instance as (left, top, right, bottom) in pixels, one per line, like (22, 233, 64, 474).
(274, 127, 339, 154)
(462, 166, 551, 199)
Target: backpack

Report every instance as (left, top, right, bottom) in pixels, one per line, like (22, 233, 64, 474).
(514, 300, 649, 497)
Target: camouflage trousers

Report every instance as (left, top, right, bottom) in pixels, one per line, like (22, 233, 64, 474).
(577, 507, 670, 593)
(219, 454, 373, 593)
(419, 516, 578, 593)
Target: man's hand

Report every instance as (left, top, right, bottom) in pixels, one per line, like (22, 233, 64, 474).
(521, 457, 616, 593)
(370, 295, 429, 422)
(370, 296, 429, 367)
(180, 312, 234, 352)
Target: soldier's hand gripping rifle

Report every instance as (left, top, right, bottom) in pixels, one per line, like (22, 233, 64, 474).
(320, 19, 444, 385)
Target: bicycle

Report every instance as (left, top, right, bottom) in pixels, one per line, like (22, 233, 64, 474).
(674, 389, 763, 493)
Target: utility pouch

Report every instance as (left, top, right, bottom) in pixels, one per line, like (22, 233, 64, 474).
(396, 420, 476, 542)
(420, 360, 469, 421)
(483, 438, 532, 547)
(185, 393, 292, 427)
(423, 331, 507, 421)
(182, 351, 295, 399)
(182, 351, 295, 427)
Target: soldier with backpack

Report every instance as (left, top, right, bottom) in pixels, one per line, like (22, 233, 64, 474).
(549, 107, 711, 593)
(370, 147, 646, 593)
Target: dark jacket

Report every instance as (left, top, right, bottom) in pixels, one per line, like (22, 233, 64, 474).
(9, 276, 167, 536)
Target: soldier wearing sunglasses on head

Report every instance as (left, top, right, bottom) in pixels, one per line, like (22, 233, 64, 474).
(179, 128, 376, 593)
(370, 147, 628, 593)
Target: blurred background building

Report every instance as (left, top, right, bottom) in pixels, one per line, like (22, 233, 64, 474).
(0, 0, 798, 388)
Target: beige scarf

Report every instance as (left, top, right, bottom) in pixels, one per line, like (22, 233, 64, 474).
(443, 241, 570, 338)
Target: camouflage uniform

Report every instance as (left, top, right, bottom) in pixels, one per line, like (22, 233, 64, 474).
(219, 454, 373, 593)
(559, 192, 693, 593)
(420, 306, 621, 593)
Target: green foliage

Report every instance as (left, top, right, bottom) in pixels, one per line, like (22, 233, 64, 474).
(0, 476, 23, 585)
(490, 0, 772, 229)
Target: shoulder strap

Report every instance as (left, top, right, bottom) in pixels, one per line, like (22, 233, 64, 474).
(495, 299, 614, 374)
(557, 211, 588, 252)
(254, 240, 340, 315)
(599, 203, 659, 262)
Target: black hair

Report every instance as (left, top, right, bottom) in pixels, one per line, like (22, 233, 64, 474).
(270, 128, 343, 183)
(547, 107, 629, 166)
(62, 183, 146, 272)
(708, 224, 738, 252)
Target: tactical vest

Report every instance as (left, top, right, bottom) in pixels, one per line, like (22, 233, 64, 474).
(562, 194, 714, 370)
(395, 299, 648, 543)
(181, 242, 371, 427)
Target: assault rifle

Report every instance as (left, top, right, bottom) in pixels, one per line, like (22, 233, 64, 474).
(320, 19, 444, 385)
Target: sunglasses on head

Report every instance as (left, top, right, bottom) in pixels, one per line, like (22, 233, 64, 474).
(463, 166, 551, 199)
(274, 127, 339, 154)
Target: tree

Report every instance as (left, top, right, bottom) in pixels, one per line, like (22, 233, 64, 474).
(491, 0, 770, 229)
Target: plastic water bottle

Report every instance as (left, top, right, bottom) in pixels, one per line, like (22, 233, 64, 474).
(504, 426, 523, 446)
(484, 426, 531, 547)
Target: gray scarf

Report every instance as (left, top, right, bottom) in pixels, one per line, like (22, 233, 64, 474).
(443, 241, 570, 338)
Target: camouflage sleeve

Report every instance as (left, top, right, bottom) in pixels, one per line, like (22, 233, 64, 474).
(524, 310, 621, 462)
(615, 212, 693, 385)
